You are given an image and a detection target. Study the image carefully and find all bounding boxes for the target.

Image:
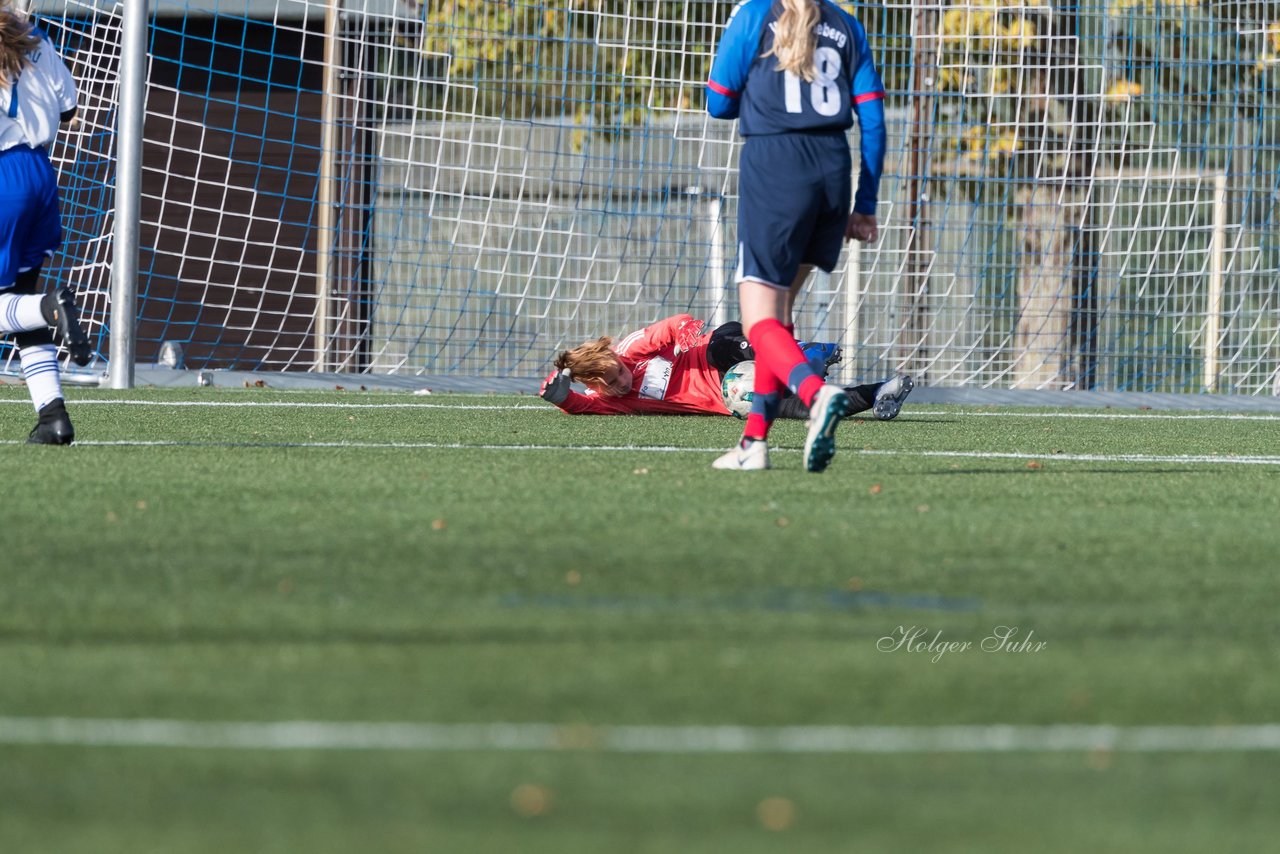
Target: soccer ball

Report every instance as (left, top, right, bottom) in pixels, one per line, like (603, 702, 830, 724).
(720, 360, 755, 419)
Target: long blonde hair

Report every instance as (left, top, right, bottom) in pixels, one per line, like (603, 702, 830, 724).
(554, 336, 619, 384)
(0, 5, 39, 89)
(766, 0, 821, 82)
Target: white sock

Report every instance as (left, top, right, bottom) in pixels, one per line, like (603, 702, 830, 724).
(20, 344, 63, 412)
(0, 292, 48, 333)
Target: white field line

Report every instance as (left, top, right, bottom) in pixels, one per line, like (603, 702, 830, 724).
(0, 399, 545, 411)
(909, 410, 1280, 421)
(9, 438, 1280, 466)
(2, 717, 1279, 753)
(1, 399, 1279, 420)
(862, 449, 1280, 466)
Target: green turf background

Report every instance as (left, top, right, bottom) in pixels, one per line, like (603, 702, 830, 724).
(2, 388, 1277, 851)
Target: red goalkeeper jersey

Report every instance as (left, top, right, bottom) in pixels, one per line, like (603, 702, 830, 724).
(555, 314, 730, 416)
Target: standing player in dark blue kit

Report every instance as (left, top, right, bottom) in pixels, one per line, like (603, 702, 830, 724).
(707, 0, 896, 472)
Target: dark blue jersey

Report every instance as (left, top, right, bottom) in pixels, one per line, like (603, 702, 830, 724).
(707, 0, 887, 214)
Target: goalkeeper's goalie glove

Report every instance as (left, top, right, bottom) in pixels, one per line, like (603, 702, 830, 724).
(540, 368, 572, 405)
(674, 318, 706, 356)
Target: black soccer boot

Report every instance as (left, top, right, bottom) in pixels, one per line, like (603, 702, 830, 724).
(40, 287, 93, 367)
(27, 399, 75, 445)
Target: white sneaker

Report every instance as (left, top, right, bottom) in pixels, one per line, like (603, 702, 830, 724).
(804, 384, 851, 473)
(872, 373, 914, 421)
(712, 439, 771, 470)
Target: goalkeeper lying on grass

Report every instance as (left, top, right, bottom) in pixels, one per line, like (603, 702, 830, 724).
(539, 314, 912, 420)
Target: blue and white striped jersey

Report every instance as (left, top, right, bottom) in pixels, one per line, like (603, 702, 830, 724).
(0, 28, 78, 152)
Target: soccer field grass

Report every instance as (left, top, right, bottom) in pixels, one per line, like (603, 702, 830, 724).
(2, 386, 1278, 852)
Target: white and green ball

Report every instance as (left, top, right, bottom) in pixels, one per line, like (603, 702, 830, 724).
(720, 360, 755, 419)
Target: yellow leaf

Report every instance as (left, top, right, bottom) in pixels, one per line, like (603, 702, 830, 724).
(1000, 18, 1037, 51)
(1105, 78, 1143, 102)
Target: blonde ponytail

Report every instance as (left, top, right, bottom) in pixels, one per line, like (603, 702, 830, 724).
(766, 0, 821, 82)
(0, 7, 39, 89)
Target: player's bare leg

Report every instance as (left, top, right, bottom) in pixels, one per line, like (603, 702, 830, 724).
(716, 268, 849, 471)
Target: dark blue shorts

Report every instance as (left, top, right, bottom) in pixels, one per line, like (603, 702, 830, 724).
(0, 145, 62, 291)
(736, 132, 852, 290)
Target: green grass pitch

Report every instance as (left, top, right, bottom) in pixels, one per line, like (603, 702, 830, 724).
(2, 385, 1279, 852)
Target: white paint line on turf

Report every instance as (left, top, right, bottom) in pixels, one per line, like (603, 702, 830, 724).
(11, 438, 1280, 466)
(0, 399, 548, 411)
(2, 717, 1279, 753)
(2, 399, 1280, 420)
(907, 410, 1280, 421)
(858, 449, 1280, 466)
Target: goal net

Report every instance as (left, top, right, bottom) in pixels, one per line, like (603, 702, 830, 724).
(16, 0, 1280, 395)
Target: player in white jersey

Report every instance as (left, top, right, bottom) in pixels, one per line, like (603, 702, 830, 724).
(0, 4, 92, 444)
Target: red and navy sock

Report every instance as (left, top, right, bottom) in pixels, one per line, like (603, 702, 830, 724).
(742, 358, 782, 441)
(749, 318, 825, 408)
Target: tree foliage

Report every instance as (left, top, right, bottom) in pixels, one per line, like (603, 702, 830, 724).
(415, 0, 731, 128)
(405, 0, 1275, 192)
(933, 0, 1277, 179)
